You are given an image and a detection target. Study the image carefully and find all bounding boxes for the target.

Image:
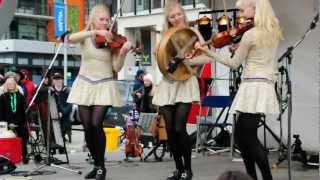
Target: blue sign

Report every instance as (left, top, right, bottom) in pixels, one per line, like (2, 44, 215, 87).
(54, 3, 66, 37)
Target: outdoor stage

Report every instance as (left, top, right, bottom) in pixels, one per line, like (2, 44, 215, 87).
(1, 129, 317, 180)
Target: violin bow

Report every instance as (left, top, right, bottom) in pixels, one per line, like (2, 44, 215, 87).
(222, 0, 230, 31)
(109, 0, 125, 33)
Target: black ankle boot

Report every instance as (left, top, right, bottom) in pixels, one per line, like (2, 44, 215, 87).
(167, 170, 182, 180)
(85, 166, 98, 179)
(180, 170, 193, 180)
(95, 167, 106, 180)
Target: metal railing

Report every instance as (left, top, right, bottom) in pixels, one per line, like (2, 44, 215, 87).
(121, 0, 199, 15)
(17, 1, 50, 16)
(2, 31, 47, 41)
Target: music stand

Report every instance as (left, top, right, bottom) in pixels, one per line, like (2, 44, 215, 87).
(196, 96, 234, 155)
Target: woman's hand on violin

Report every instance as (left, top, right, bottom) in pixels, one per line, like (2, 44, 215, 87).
(119, 41, 132, 56)
(194, 41, 207, 52)
(229, 44, 240, 54)
(95, 30, 113, 42)
(185, 41, 206, 59)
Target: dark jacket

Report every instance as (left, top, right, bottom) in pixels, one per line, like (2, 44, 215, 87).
(50, 86, 72, 132)
(140, 85, 156, 113)
(0, 91, 27, 126)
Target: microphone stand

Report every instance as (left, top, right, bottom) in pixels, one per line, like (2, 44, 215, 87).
(24, 33, 82, 177)
(25, 30, 70, 113)
(276, 12, 319, 180)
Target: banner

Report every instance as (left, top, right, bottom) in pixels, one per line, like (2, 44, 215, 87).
(54, 3, 66, 37)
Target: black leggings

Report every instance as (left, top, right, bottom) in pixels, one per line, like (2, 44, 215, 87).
(234, 113, 273, 180)
(79, 105, 109, 167)
(160, 103, 192, 171)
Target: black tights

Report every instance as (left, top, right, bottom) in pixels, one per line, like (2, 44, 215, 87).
(234, 113, 273, 180)
(79, 105, 109, 167)
(160, 103, 192, 171)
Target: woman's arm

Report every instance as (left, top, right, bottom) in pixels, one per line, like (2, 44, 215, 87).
(112, 42, 132, 72)
(111, 50, 126, 73)
(203, 30, 253, 69)
(185, 29, 253, 69)
(68, 30, 95, 44)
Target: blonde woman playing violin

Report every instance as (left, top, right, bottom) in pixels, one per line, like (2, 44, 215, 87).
(187, 0, 282, 179)
(67, 4, 131, 180)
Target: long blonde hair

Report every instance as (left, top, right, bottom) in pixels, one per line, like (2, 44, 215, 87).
(85, 4, 110, 31)
(236, 0, 283, 47)
(163, 0, 189, 31)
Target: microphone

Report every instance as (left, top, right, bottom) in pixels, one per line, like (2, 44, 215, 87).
(57, 29, 71, 42)
(309, 12, 319, 29)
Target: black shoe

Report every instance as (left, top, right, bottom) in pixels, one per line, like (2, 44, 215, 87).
(85, 167, 98, 179)
(58, 148, 65, 154)
(167, 170, 182, 180)
(95, 167, 106, 180)
(180, 170, 193, 180)
(22, 156, 29, 164)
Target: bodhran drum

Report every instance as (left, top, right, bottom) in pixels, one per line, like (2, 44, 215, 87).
(156, 27, 200, 81)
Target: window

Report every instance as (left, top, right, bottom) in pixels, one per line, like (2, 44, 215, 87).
(4, 56, 14, 64)
(67, 59, 75, 67)
(33, 58, 45, 65)
(17, 19, 47, 41)
(19, 24, 37, 40)
(45, 59, 59, 66)
(75, 60, 81, 67)
(140, 28, 151, 66)
(17, 57, 29, 65)
(152, 0, 162, 9)
(18, 0, 47, 15)
(181, 0, 194, 5)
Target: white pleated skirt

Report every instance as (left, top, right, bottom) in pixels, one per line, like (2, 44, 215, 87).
(152, 76, 200, 106)
(67, 76, 124, 107)
(230, 81, 279, 115)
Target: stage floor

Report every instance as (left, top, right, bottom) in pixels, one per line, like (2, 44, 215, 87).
(1, 126, 318, 180)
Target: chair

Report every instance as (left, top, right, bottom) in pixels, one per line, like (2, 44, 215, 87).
(196, 96, 234, 155)
(138, 113, 168, 161)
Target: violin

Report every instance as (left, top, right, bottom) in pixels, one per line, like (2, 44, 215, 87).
(95, 32, 128, 50)
(94, 0, 130, 51)
(211, 18, 254, 48)
(125, 109, 143, 159)
(186, 18, 253, 59)
(95, 30, 144, 55)
(125, 125, 143, 158)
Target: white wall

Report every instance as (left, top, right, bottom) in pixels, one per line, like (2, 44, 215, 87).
(268, 0, 320, 153)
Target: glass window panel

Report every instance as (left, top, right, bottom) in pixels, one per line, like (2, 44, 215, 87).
(19, 24, 37, 40)
(152, 0, 162, 9)
(4, 57, 14, 64)
(181, 0, 193, 5)
(45, 59, 59, 66)
(17, 57, 29, 65)
(75, 61, 80, 67)
(67, 60, 74, 67)
(33, 58, 44, 65)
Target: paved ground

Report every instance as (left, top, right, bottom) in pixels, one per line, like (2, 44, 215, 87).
(0, 126, 318, 180)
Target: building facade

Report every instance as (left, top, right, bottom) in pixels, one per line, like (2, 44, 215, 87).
(0, 0, 212, 84)
(0, 0, 89, 85)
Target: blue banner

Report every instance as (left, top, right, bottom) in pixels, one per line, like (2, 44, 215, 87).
(54, 3, 66, 37)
